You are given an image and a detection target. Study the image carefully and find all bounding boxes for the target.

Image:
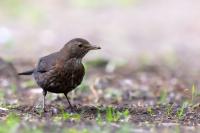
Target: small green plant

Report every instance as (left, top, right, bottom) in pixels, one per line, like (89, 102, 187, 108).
(105, 107, 130, 122)
(53, 106, 81, 121)
(147, 107, 154, 116)
(166, 104, 173, 116)
(176, 101, 189, 119)
(60, 107, 80, 121)
(106, 106, 119, 122)
(102, 107, 129, 123)
(54, 112, 81, 122)
(191, 84, 197, 103)
(123, 109, 130, 118)
(62, 112, 81, 121)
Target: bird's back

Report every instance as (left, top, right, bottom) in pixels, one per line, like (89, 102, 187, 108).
(34, 53, 85, 93)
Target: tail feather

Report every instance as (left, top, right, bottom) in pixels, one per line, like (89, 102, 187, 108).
(18, 69, 34, 75)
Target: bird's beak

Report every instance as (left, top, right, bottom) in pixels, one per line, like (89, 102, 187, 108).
(87, 45, 101, 50)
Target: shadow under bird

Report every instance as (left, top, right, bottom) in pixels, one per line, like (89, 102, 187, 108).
(18, 38, 101, 111)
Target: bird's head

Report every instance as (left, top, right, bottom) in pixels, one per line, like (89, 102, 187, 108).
(62, 38, 101, 59)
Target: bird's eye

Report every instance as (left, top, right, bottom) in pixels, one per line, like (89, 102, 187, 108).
(78, 44, 83, 48)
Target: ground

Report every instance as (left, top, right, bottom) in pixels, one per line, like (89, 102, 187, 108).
(0, 56, 200, 133)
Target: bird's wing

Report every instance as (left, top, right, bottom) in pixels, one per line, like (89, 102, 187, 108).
(36, 53, 58, 73)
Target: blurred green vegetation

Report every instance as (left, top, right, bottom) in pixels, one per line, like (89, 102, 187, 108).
(0, 0, 23, 16)
(0, 0, 138, 13)
(159, 90, 168, 104)
(85, 58, 108, 69)
(147, 106, 154, 116)
(0, 112, 132, 133)
(96, 107, 130, 123)
(71, 0, 137, 8)
(0, 0, 43, 24)
(105, 107, 129, 122)
(0, 113, 19, 133)
(23, 80, 36, 88)
(0, 90, 5, 101)
(176, 101, 189, 120)
(0, 111, 185, 133)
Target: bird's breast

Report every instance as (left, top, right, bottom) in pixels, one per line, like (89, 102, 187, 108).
(36, 58, 85, 93)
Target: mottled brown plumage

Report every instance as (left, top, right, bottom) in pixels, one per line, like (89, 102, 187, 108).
(18, 38, 101, 111)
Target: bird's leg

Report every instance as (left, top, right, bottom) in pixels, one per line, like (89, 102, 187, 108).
(42, 90, 47, 112)
(64, 93, 74, 112)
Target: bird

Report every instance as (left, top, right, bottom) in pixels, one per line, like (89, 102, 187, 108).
(18, 38, 101, 112)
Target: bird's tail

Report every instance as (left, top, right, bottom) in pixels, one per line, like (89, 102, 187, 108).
(18, 69, 35, 75)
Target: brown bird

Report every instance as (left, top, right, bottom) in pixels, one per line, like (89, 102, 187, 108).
(18, 38, 101, 111)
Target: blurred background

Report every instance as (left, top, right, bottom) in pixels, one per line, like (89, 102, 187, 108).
(0, 0, 200, 62)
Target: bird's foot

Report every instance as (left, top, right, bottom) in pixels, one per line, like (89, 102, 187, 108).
(67, 105, 77, 113)
(69, 107, 75, 113)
